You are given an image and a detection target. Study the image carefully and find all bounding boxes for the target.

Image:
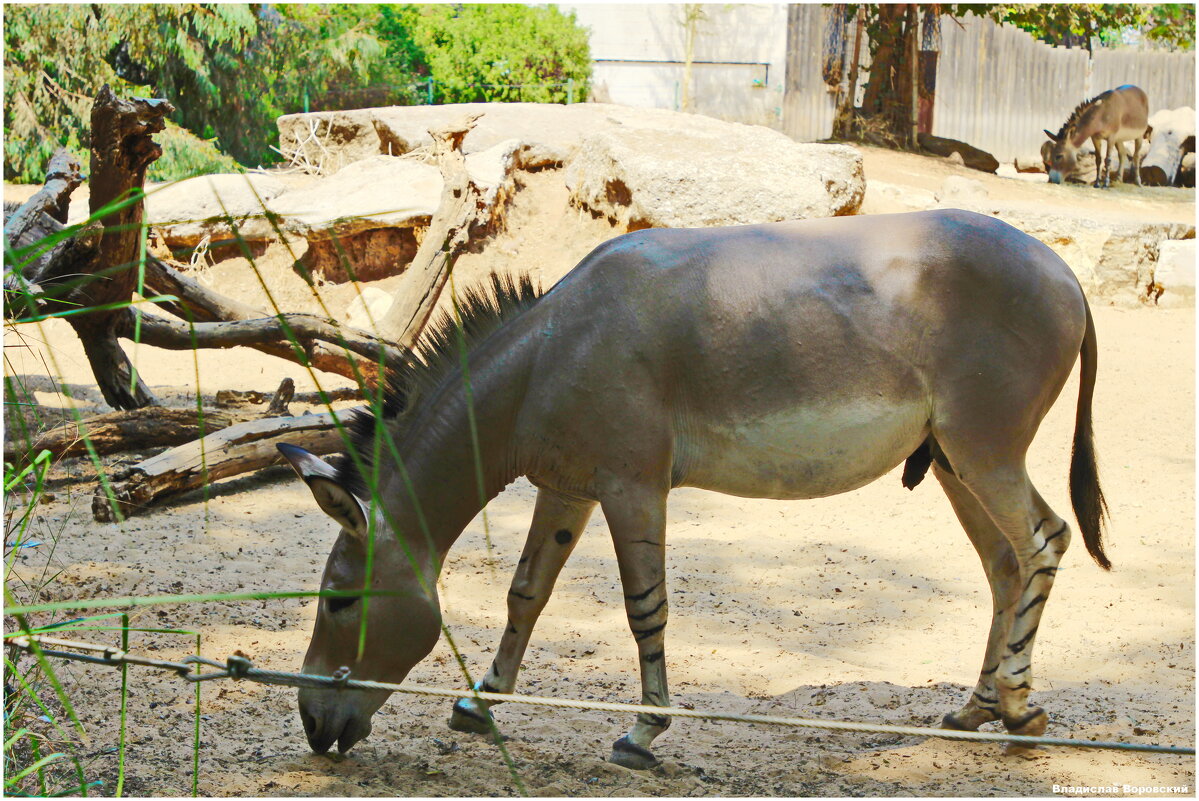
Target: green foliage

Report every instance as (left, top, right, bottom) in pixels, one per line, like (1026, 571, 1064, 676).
(4, 4, 594, 183)
(376, 4, 591, 104)
(1129, 4, 1194, 49)
(148, 121, 242, 183)
(3, 5, 109, 183)
(956, 3, 1195, 50)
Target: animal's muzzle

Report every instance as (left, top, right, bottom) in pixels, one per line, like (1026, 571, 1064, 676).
(299, 689, 376, 754)
(1047, 170, 1063, 184)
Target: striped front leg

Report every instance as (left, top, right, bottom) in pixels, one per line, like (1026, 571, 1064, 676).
(449, 489, 595, 734)
(600, 483, 671, 770)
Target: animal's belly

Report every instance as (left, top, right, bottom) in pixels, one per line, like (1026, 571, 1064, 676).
(676, 398, 929, 500)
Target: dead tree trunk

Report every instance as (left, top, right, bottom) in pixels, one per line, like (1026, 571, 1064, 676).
(3, 150, 96, 317)
(84, 111, 494, 519)
(93, 410, 347, 522)
(378, 113, 487, 348)
(70, 87, 174, 409)
(6, 407, 256, 462)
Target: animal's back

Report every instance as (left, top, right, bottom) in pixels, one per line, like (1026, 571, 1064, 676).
(519, 210, 1086, 500)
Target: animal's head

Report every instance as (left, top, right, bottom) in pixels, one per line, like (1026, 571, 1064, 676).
(1042, 129, 1076, 184)
(278, 443, 442, 755)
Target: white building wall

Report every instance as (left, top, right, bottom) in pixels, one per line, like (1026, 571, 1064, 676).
(560, 4, 789, 128)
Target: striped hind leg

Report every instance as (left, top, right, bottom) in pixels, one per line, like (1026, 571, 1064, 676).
(935, 463, 1021, 732)
(600, 482, 672, 770)
(952, 465, 1071, 745)
(448, 488, 595, 733)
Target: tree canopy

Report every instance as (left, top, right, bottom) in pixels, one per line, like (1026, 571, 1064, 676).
(965, 4, 1195, 51)
(3, 4, 592, 183)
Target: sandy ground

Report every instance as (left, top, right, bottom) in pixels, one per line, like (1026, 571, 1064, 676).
(4, 149, 1195, 797)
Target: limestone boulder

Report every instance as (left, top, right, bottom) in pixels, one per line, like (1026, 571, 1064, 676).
(994, 209, 1194, 307)
(144, 173, 288, 252)
(1142, 107, 1195, 187)
(564, 126, 864, 229)
(279, 102, 845, 176)
(1152, 239, 1196, 308)
(266, 139, 524, 282)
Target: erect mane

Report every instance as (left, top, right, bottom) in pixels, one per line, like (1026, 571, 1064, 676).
(1055, 89, 1114, 139)
(333, 271, 543, 498)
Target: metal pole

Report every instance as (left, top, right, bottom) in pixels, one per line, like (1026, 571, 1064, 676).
(567, 78, 575, 105)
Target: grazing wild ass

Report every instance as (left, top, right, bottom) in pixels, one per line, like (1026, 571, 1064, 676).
(279, 208, 1108, 769)
(1044, 84, 1150, 187)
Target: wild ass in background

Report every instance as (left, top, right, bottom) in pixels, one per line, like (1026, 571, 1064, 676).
(1044, 84, 1150, 187)
(278, 209, 1108, 769)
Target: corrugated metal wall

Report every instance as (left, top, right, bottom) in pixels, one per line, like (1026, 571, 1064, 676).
(783, 7, 1196, 163)
(933, 15, 1195, 162)
(932, 15, 1089, 162)
(781, 5, 838, 142)
(1091, 49, 1196, 115)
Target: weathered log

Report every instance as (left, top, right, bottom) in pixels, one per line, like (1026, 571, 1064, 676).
(377, 112, 486, 347)
(4, 148, 84, 247)
(1178, 152, 1195, 188)
(136, 256, 402, 381)
(5, 407, 258, 462)
(58, 86, 174, 410)
(265, 377, 295, 415)
(116, 308, 404, 376)
(1142, 107, 1196, 187)
(141, 255, 263, 323)
(918, 132, 999, 173)
(93, 410, 348, 522)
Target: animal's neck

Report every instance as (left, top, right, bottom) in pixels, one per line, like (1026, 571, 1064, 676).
(385, 334, 531, 570)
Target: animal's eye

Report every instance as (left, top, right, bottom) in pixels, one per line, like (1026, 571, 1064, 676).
(326, 595, 358, 614)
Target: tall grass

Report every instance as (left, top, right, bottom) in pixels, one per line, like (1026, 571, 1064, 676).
(4, 174, 525, 795)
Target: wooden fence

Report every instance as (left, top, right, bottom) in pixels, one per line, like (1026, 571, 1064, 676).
(783, 7, 1196, 163)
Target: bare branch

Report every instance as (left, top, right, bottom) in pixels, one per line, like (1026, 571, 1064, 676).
(378, 112, 486, 347)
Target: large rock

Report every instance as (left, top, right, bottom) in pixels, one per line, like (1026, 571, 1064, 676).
(268, 139, 524, 282)
(144, 173, 288, 253)
(277, 101, 864, 243)
(1142, 107, 1195, 186)
(278, 102, 855, 178)
(993, 209, 1194, 306)
(279, 103, 694, 171)
(1152, 239, 1196, 308)
(564, 127, 863, 229)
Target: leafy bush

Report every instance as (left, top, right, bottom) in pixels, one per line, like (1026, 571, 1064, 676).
(378, 4, 592, 104)
(147, 122, 241, 183)
(3, 4, 594, 183)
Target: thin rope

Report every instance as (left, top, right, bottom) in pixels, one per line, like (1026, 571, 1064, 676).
(6, 634, 1193, 756)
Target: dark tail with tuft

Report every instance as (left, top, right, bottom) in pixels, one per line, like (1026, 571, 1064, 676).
(1070, 301, 1110, 569)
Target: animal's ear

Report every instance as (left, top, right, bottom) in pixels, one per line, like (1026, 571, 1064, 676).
(277, 443, 368, 534)
(1043, 129, 1061, 143)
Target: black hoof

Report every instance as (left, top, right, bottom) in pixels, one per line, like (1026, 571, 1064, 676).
(447, 699, 494, 735)
(1002, 706, 1048, 737)
(941, 712, 978, 732)
(608, 735, 658, 770)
